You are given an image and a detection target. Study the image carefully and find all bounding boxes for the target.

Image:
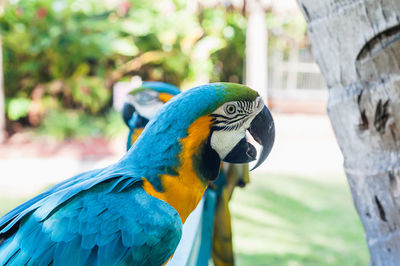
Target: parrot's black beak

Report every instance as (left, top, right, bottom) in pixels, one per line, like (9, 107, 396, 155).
(223, 137, 257, 163)
(122, 102, 149, 129)
(122, 103, 135, 126)
(248, 105, 275, 170)
(222, 105, 275, 169)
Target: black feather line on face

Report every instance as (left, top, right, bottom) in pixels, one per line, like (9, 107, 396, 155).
(211, 113, 244, 121)
(210, 100, 255, 131)
(212, 114, 246, 126)
(211, 116, 251, 131)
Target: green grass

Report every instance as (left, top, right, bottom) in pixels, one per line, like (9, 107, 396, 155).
(0, 174, 369, 265)
(0, 197, 28, 217)
(231, 174, 369, 265)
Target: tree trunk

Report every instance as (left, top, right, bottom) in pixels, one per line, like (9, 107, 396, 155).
(296, 0, 400, 264)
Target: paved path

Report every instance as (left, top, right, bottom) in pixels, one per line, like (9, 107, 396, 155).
(254, 114, 345, 182)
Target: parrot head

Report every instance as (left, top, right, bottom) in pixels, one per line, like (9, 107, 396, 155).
(208, 85, 274, 171)
(122, 81, 180, 130)
(132, 82, 274, 180)
(128, 82, 274, 221)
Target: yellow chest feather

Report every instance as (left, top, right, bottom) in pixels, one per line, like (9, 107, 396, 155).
(142, 116, 212, 223)
(130, 128, 144, 146)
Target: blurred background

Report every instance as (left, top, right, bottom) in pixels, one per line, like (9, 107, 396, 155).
(0, 0, 368, 265)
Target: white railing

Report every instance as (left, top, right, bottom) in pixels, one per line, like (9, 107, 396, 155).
(268, 47, 328, 100)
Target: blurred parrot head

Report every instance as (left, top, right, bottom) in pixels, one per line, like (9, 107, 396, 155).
(122, 81, 180, 130)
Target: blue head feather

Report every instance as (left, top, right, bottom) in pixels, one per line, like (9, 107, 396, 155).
(141, 81, 180, 95)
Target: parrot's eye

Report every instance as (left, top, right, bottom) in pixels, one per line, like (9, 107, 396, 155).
(225, 104, 236, 115)
(211, 100, 257, 131)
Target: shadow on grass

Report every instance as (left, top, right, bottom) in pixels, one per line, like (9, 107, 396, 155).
(231, 173, 369, 266)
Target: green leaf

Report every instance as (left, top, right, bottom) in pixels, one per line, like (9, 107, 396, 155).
(7, 97, 31, 121)
(110, 38, 138, 56)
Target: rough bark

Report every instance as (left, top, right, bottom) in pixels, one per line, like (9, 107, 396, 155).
(297, 0, 400, 265)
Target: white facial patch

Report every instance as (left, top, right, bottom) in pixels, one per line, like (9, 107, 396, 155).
(210, 96, 264, 159)
(210, 129, 246, 159)
(126, 91, 164, 120)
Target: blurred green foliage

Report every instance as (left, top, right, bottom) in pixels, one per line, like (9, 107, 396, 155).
(1, 0, 306, 138)
(39, 109, 124, 139)
(1, 0, 249, 137)
(6, 97, 31, 120)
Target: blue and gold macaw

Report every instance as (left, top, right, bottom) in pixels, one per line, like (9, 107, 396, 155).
(122, 82, 252, 266)
(0, 83, 275, 266)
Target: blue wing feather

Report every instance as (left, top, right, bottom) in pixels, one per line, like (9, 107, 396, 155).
(0, 168, 104, 232)
(0, 179, 182, 265)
